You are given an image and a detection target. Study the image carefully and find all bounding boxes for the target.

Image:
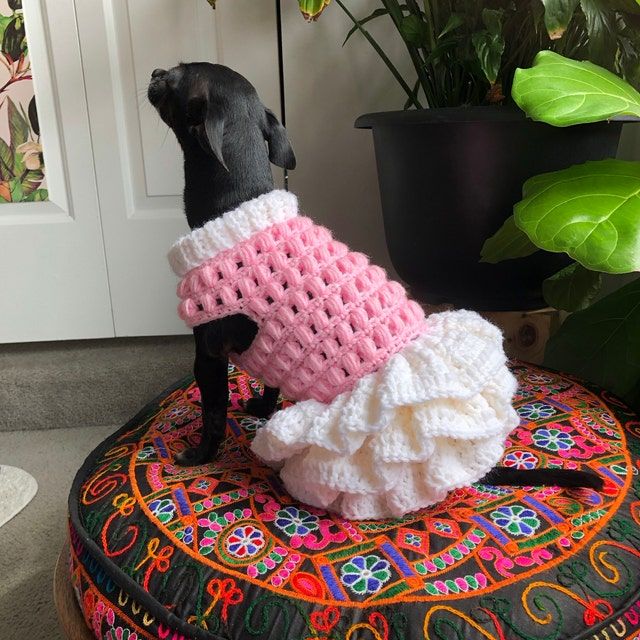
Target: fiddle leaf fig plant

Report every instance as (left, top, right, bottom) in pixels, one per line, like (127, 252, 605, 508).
(511, 50, 640, 126)
(481, 51, 640, 410)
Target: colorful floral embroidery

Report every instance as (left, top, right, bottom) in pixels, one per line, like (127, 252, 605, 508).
(504, 450, 539, 469)
(490, 505, 541, 536)
(274, 506, 319, 537)
(532, 427, 574, 451)
(225, 525, 265, 558)
(340, 555, 391, 595)
(71, 362, 640, 640)
(518, 402, 557, 420)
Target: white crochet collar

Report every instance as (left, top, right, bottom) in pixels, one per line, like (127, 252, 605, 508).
(168, 190, 298, 277)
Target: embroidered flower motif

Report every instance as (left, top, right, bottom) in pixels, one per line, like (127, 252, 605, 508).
(165, 405, 190, 420)
(106, 627, 138, 640)
(240, 416, 266, 432)
(532, 428, 574, 452)
(175, 525, 194, 545)
(274, 506, 319, 537)
(490, 505, 541, 536)
(340, 555, 391, 595)
(433, 521, 453, 534)
(195, 479, 211, 491)
(504, 450, 538, 469)
(136, 445, 155, 460)
(404, 532, 422, 547)
(526, 373, 553, 385)
(225, 525, 265, 558)
(518, 402, 556, 420)
(148, 498, 175, 524)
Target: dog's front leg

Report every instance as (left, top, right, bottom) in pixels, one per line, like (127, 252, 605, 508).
(245, 384, 280, 418)
(176, 343, 228, 466)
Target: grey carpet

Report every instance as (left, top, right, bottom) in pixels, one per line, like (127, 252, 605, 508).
(0, 465, 38, 530)
(0, 425, 115, 639)
(0, 335, 193, 432)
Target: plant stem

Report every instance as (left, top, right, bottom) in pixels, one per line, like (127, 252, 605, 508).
(334, 0, 423, 108)
(381, 0, 433, 105)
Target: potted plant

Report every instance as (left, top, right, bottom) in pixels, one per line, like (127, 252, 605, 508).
(203, 1, 640, 310)
(481, 51, 640, 410)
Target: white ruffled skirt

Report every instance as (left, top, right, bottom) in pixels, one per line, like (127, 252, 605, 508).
(251, 310, 519, 520)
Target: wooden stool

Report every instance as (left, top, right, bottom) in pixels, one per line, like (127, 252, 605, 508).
(53, 543, 93, 640)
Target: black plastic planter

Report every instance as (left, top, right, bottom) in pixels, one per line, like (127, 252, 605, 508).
(356, 107, 631, 311)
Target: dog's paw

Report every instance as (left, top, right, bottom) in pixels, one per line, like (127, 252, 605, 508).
(244, 397, 276, 419)
(175, 446, 213, 467)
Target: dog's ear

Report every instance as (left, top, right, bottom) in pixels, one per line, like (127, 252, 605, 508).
(262, 108, 296, 170)
(188, 96, 228, 171)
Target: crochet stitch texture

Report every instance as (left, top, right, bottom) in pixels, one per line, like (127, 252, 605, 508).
(169, 190, 519, 519)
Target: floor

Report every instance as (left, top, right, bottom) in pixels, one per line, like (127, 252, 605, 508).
(0, 425, 114, 640)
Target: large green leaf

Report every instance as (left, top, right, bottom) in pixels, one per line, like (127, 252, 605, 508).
(545, 276, 640, 408)
(515, 159, 640, 274)
(512, 50, 640, 126)
(0, 136, 14, 180)
(480, 215, 539, 263)
(541, 0, 580, 39)
(542, 263, 602, 310)
(7, 97, 29, 149)
(472, 9, 505, 84)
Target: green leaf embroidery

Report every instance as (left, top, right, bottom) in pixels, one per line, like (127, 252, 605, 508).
(512, 50, 640, 126)
(480, 215, 539, 263)
(514, 159, 640, 274)
(542, 263, 602, 311)
(545, 276, 640, 408)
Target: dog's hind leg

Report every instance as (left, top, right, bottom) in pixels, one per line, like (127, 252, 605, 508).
(176, 333, 229, 466)
(245, 385, 280, 419)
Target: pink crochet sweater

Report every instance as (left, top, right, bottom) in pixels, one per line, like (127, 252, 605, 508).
(169, 191, 427, 404)
(169, 191, 518, 519)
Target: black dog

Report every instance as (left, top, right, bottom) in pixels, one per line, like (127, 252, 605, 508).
(149, 62, 602, 492)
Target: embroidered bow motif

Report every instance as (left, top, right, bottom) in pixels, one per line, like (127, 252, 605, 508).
(134, 537, 173, 573)
(205, 577, 243, 623)
(583, 598, 614, 626)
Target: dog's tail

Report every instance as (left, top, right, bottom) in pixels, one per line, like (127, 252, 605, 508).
(479, 466, 604, 490)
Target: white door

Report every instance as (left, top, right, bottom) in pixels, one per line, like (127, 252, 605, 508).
(74, 0, 282, 337)
(0, 0, 114, 342)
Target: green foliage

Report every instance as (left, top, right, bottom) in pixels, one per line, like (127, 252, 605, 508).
(512, 51, 640, 126)
(480, 215, 538, 264)
(483, 52, 640, 407)
(472, 9, 506, 85)
(545, 277, 640, 409)
(515, 159, 640, 274)
(541, 0, 580, 40)
(291, 0, 640, 108)
(542, 263, 602, 311)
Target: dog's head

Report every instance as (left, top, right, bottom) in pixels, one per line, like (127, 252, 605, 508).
(148, 62, 295, 172)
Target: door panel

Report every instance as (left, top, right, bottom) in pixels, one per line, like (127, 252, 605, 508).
(0, 0, 114, 343)
(76, 0, 281, 336)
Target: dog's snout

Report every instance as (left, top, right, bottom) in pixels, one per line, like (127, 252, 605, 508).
(151, 68, 167, 79)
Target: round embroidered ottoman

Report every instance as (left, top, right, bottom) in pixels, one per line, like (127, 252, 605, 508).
(68, 362, 640, 640)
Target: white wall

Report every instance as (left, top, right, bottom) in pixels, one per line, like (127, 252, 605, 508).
(282, 2, 415, 277)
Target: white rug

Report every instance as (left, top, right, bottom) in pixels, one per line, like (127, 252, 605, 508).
(0, 465, 38, 529)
